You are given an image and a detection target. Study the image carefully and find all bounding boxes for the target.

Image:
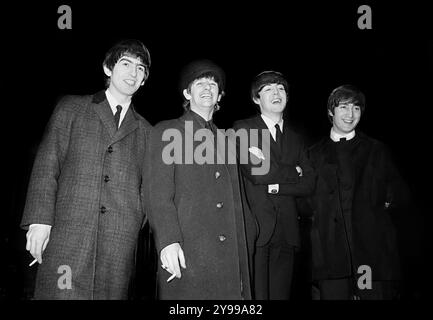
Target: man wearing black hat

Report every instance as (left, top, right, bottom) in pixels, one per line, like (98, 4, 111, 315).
(233, 71, 315, 300)
(148, 59, 252, 299)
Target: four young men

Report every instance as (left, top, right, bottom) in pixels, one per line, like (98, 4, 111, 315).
(21, 39, 409, 300)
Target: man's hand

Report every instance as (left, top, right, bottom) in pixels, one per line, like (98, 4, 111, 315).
(296, 166, 303, 177)
(160, 242, 186, 279)
(26, 224, 52, 264)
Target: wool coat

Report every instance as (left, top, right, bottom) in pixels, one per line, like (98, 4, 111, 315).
(233, 116, 316, 248)
(305, 132, 411, 281)
(21, 91, 151, 299)
(148, 110, 252, 300)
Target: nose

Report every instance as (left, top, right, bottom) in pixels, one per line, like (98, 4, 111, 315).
(130, 65, 137, 77)
(347, 106, 354, 117)
(204, 81, 211, 90)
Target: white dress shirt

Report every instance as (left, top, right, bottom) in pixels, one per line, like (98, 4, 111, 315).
(261, 114, 284, 142)
(105, 89, 131, 128)
(330, 127, 356, 142)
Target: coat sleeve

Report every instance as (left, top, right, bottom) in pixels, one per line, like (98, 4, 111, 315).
(382, 145, 411, 209)
(148, 124, 184, 253)
(232, 120, 301, 185)
(20, 96, 74, 229)
(276, 139, 316, 197)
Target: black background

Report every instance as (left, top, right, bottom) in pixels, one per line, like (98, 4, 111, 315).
(1, 0, 432, 303)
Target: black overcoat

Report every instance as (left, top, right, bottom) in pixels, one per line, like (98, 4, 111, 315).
(306, 132, 410, 281)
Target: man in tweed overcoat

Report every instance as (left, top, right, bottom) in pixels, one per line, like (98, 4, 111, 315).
(148, 60, 252, 299)
(21, 39, 152, 299)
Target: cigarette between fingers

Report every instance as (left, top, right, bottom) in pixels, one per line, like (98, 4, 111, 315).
(167, 273, 176, 283)
(29, 258, 38, 267)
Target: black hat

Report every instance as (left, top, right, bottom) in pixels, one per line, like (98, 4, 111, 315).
(179, 59, 226, 94)
(250, 70, 289, 100)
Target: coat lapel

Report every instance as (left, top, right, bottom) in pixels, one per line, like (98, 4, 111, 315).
(113, 106, 139, 143)
(92, 91, 117, 140)
(319, 139, 339, 193)
(91, 91, 139, 143)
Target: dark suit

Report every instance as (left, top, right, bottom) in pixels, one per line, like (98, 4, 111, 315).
(21, 91, 151, 299)
(233, 115, 315, 299)
(148, 110, 252, 300)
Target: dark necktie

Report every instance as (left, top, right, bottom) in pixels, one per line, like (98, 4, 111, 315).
(205, 120, 216, 135)
(114, 105, 122, 129)
(275, 123, 283, 150)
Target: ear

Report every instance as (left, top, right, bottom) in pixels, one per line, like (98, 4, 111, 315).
(217, 94, 222, 102)
(328, 109, 334, 117)
(140, 80, 145, 86)
(253, 97, 261, 106)
(183, 89, 191, 100)
(103, 64, 112, 77)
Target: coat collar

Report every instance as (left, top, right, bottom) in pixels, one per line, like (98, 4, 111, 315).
(91, 90, 139, 143)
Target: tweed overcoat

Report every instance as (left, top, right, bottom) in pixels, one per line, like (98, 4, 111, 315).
(148, 110, 252, 300)
(306, 132, 411, 281)
(21, 91, 151, 299)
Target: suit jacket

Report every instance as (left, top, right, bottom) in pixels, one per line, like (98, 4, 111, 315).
(21, 91, 151, 299)
(233, 115, 315, 247)
(306, 132, 411, 280)
(148, 110, 252, 300)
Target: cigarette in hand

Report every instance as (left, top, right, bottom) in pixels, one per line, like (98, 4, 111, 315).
(167, 273, 176, 283)
(29, 258, 38, 267)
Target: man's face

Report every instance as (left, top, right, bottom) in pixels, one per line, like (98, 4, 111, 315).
(104, 55, 147, 99)
(184, 77, 221, 110)
(330, 100, 362, 135)
(254, 83, 287, 115)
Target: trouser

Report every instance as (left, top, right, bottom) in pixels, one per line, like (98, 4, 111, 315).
(254, 241, 295, 300)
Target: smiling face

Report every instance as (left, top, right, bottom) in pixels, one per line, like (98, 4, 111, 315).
(330, 100, 362, 135)
(183, 77, 221, 111)
(254, 83, 287, 117)
(103, 55, 147, 101)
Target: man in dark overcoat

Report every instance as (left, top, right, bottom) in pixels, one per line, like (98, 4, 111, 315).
(233, 71, 315, 300)
(148, 60, 252, 299)
(305, 85, 411, 299)
(21, 39, 152, 299)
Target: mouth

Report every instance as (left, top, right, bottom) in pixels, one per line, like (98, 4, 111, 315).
(342, 119, 354, 124)
(200, 93, 212, 99)
(124, 79, 137, 86)
(271, 98, 282, 104)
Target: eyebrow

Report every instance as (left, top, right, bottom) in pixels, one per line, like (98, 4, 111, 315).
(119, 57, 145, 67)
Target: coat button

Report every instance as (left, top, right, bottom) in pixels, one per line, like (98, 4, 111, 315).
(104, 175, 110, 182)
(215, 171, 221, 179)
(334, 217, 338, 223)
(216, 202, 224, 209)
(218, 235, 226, 242)
(100, 206, 107, 214)
(107, 146, 113, 153)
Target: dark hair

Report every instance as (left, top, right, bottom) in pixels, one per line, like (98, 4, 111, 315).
(103, 39, 151, 85)
(250, 71, 289, 101)
(327, 84, 366, 122)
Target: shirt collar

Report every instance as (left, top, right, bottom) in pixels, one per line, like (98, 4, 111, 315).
(330, 127, 356, 142)
(261, 114, 283, 132)
(105, 89, 131, 115)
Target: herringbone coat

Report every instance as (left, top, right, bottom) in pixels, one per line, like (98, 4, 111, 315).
(21, 91, 151, 299)
(148, 110, 252, 300)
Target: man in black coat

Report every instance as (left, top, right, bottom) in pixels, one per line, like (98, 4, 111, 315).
(305, 85, 411, 299)
(148, 60, 252, 299)
(233, 71, 315, 299)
